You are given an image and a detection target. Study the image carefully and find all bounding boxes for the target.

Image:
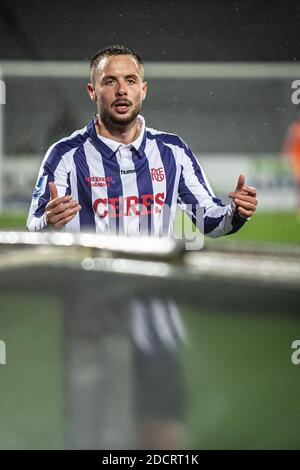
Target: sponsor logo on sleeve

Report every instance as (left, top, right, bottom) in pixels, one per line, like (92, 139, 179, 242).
(33, 175, 47, 199)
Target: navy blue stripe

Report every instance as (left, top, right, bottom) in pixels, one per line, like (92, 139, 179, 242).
(34, 130, 89, 218)
(101, 152, 124, 236)
(178, 172, 199, 207)
(155, 139, 177, 236)
(47, 130, 89, 172)
(65, 172, 71, 196)
(147, 131, 224, 207)
(137, 128, 147, 157)
(178, 172, 225, 234)
(177, 175, 202, 231)
(204, 214, 226, 234)
(226, 212, 246, 235)
(34, 170, 54, 218)
(73, 145, 95, 230)
(87, 119, 115, 159)
(34, 150, 62, 217)
(131, 148, 154, 236)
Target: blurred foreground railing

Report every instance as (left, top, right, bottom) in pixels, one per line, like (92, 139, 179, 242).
(0, 232, 299, 450)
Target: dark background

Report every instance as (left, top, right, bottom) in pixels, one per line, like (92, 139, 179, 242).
(2, 0, 300, 201)
(1, 0, 300, 61)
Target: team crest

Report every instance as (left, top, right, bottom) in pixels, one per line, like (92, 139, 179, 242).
(151, 167, 165, 182)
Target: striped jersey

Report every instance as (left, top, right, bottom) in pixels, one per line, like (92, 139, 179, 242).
(27, 115, 246, 237)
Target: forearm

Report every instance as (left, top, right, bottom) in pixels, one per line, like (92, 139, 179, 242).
(203, 201, 247, 238)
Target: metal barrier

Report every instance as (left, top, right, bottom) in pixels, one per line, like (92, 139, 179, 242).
(0, 232, 299, 449)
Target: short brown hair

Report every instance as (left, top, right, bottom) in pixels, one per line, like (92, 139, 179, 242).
(90, 44, 144, 83)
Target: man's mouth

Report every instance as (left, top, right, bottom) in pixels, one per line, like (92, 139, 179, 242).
(113, 100, 131, 114)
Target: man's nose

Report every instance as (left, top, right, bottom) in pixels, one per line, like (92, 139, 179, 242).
(116, 81, 127, 95)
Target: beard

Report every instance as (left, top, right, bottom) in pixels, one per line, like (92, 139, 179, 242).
(98, 103, 141, 128)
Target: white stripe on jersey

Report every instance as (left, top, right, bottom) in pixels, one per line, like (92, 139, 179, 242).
(145, 139, 167, 237)
(64, 148, 80, 232)
(83, 139, 109, 234)
(118, 149, 140, 237)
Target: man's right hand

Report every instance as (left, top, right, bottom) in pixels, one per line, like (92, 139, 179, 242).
(45, 182, 81, 229)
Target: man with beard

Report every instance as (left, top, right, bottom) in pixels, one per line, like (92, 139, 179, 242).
(27, 45, 258, 449)
(27, 45, 257, 234)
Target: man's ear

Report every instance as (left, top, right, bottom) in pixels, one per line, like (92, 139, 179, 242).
(87, 83, 96, 102)
(142, 81, 148, 100)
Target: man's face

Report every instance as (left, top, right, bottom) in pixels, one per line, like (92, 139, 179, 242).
(88, 54, 147, 127)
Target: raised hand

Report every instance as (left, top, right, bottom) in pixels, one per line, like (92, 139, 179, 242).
(45, 182, 81, 229)
(228, 174, 258, 218)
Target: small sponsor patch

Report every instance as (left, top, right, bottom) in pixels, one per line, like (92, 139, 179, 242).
(33, 175, 47, 199)
(85, 176, 113, 187)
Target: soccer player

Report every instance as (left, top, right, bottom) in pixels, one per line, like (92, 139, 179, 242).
(27, 45, 257, 235)
(26, 45, 258, 449)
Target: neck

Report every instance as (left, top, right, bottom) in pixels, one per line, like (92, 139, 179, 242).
(95, 114, 141, 144)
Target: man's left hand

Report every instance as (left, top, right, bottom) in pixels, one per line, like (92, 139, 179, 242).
(228, 174, 258, 218)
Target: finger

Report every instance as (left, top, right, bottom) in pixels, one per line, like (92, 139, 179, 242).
(235, 174, 245, 192)
(50, 205, 81, 224)
(49, 182, 58, 200)
(234, 199, 257, 210)
(237, 207, 255, 218)
(229, 190, 249, 199)
(233, 195, 258, 205)
(46, 195, 73, 210)
(49, 200, 79, 216)
(229, 188, 257, 198)
(242, 186, 257, 196)
(53, 211, 81, 229)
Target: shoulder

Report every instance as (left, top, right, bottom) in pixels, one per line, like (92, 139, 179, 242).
(145, 126, 187, 150)
(48, 125, 89, 156)
(145, 127, 195, 164)
(43, 125, 89, 167)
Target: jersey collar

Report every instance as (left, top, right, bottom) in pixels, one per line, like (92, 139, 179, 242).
(87, 115, 147, 159)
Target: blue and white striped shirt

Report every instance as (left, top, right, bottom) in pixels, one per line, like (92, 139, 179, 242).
(27, 115, 245, 237)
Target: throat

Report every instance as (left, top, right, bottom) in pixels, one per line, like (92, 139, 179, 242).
(95, 116, 141, 144)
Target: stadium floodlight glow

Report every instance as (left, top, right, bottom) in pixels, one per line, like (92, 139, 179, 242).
(0, 231, 185, 261)
(81, 257, 171, 278)
(49, 232, 75, 246)
(76, 233, 178, 254)
(75, 233, 182, 257)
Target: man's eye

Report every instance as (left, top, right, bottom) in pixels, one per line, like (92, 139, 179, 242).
(105, 80, 114, 85)
(127, 79, 136, 84)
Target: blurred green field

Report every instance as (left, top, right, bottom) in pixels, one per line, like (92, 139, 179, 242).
(0, 213, 27, 229)
(175, 210, 300, 245)
(0, 210, 299, 244)
(1, 291, 299, 449)
(0, 294, 64, 449)
(182, 305, 300, 450)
